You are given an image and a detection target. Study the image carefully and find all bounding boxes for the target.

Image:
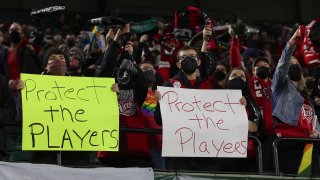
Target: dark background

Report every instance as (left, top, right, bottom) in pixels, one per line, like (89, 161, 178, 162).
(0, 0, 318, 24)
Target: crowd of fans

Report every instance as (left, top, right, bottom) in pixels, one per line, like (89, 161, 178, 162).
(0, 6, 320, 176)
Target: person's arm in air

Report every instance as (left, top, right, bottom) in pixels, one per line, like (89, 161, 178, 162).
(98, 28, 121, 77)
(272, 27, 300, 91)
(228, 26, 243, 69)
(199, 25, 215, 79)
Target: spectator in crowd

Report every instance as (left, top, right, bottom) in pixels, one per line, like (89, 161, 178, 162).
(250, 57, 273, 136)
(154, 45, 212, 171)
(139, 61, 165, 169)
(269, 27, 319, 175)
(216, 25, 267, 172)
(66, 32, 76, 48)
(218, 67, 266, 172)
(304, 70, 315, 97)
(3, 22, 42, 122)
(249, 56, 275, 173)
(52, 31, 64, 47)
(31, 47, 89, 166)
(5, 22, 42, 88)
(67, 46, 85, 76)
(43, 28, 54, 45)
(97, 23, 151, 168)
(211, 60, 230, 89)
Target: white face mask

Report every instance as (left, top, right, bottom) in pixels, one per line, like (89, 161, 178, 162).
(53, 35, 63, 41)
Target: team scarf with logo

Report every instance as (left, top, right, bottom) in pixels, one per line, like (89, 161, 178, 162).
(295, 18, 320, 67)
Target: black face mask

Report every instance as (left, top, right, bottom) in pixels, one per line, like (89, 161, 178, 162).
(143, 70, 156, 85)
(214, 70, 226, 81)
(306, 79, 315, 89)
(288, 64, 302, 81)
(256, 66, 270, 79)
(180, 56, 197, 75)
(10, 30, 21, 44)
(226, 76, 247, 90)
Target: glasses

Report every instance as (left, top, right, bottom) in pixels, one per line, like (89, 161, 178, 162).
(178, 54, 198, 61)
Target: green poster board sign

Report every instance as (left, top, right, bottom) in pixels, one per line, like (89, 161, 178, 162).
(21, 74, 119, 151)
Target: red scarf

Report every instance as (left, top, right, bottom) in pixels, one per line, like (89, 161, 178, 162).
(295, 18, 320, 67)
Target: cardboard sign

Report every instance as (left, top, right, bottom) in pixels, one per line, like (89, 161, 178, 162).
(21, 74, 119, 151)
(158, 86, 248, 157)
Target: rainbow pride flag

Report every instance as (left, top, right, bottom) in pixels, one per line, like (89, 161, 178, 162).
(141, 91, 157, 116)
(88, 26, 105, 55)
(298, 143, 313, 177)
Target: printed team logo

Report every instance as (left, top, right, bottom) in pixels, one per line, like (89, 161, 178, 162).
(118, 100, 137, 116)
(173, 81, 181, 88)
(302, 104, 313, 123)
(116, 68, 130, 85)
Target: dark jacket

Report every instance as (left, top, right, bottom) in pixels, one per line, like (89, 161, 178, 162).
(98, 39, 148, 106)
(0, 45, 42, 78)
(97, 39, 150, 161)
(0, 45, 8, 76)
(0, 75, 16, 153)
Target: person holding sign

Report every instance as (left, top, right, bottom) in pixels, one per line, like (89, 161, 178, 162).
(29, 47, 90, 166)
(154, 45, 215, 171)
(155, 45, 212, 125)
(216, 67, 266, 172)
(41, 47, 68, 76)
(267, 27, 320, 175)
(97, 23, 151, 168)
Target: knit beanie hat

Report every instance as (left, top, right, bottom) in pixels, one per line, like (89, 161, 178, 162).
(42, 46, 67, 68)
(69, 46, 85, 64)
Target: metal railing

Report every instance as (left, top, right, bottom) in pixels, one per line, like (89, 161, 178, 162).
(272, 137, 320, 175)
(119, 127, 263, 173)
(4, 123, 263, 173)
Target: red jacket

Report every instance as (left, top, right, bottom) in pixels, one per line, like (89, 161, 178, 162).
(274, 98, 314, 138)
(250, 76, 273, 135)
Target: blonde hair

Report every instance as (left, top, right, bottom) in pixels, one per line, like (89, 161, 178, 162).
(296, 75, 306, 92)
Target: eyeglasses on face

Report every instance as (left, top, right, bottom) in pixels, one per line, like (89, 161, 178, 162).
(178, 54, 198, 61)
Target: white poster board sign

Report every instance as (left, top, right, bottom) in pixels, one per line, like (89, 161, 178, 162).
(158, 87, 248, 157)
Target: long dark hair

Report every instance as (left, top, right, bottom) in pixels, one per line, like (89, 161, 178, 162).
(225, 67, 256, 107)
(225, 67, 267, 140)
